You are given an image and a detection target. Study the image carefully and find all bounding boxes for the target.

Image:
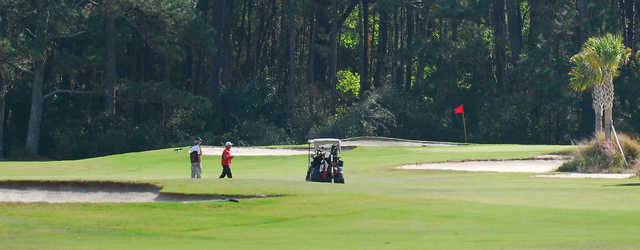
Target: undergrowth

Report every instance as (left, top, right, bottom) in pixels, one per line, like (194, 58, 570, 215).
(558, 133, 640, 174)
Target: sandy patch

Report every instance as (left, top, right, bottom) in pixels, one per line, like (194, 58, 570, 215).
(534, 173, 635, 179)
(0, 181, 263, 203)
(398, 158, 569, 173)
(0, 188, 160, 203)
(201, 147, 308, 156)
(199, 138, 460, 156)
(342, 138, 460, 147)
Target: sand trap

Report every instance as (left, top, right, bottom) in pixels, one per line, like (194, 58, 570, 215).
(0, 181, 263, 203)
(398, 157, 569, 173)
(343, 137, 460, 147)
(202, 147, 308, 156)
(0, 188, 161, 203)
(200, 138, 459, 156)
(535, 173, 635, 179)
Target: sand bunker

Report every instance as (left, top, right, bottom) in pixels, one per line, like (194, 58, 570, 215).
(201, 138, 458, 156)
(0, 181, 264, 203)
(202, 147, 308, 156)
(534, 173, 635, 179)
(398, 156, 569, 173)
(342, 137, 460, 147)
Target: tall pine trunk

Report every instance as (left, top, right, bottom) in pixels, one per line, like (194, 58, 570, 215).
(222, 0, 233, 86)
(287, 0, 298, 133)
(375, 6, 388, 89)
(623, 0, 635, 50)
(0, 12, 6, 158)
(359, 0, 370, 96)
(404, 5, 413, 89)
(493, 0, 506, 88)
(104, 14, 117, 116)
(391, 6, 400, 89)
(507, 0, 521, 65)
(578, 0, 594, 137)
(0, 89, 5, 159)
(25, 62, 46, 156)
(329, 0, 338, 95)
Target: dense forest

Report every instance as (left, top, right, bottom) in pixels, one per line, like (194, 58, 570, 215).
(1, 0, 640, 159)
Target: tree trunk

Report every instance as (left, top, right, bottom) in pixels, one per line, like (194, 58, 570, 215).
(594, 103, 603, 135)
(405, 5, 413, 89)
(624, 0, 635, 50)
(375, 6, 388, 89)
(604, 75, 615, 143)
(287, 0, 297, 132)
(493, 0, 506, 88)
(359, 0, 370, 96)
(104, 14, 117, 116)
(222, 0, 234, 87)
(604, 103, 613, 143)
(0, 10, 6, 158)
(507, 0, 522, 65)
(329, 0, 338, 93)
(577, 0, 588, 42)
(25, 62, 46, 156)
(312, 0, 330, 86)
(308, 9, 316, 85)
(391, 6, 400, 89)
(577, 0, 593, 137)
(0, 91, 5, 159)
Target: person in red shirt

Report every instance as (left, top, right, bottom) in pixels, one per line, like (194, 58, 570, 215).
(220, 141, 234, 178)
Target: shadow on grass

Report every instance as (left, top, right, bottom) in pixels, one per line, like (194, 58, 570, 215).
(605, 183, 640, 187)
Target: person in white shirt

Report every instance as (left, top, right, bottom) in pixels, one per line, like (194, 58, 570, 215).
(189, 137, 203, 179)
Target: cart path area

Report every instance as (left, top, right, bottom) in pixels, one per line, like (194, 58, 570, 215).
(397, 155, 570, 173)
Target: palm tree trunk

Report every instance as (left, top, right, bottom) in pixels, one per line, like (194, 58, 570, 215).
(604, 75, 614, 143)
(594, 104, 602, 135)
(604, 103, 613, 143)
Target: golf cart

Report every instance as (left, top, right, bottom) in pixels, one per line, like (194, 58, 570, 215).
(305, 138, 345, 184)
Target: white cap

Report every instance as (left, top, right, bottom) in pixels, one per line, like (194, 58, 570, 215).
(225, 141, 233, 147)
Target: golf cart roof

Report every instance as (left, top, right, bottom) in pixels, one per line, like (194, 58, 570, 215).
(307, 138, 341, 144)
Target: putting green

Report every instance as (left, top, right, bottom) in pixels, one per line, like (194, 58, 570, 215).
(2, 144, 640, 249)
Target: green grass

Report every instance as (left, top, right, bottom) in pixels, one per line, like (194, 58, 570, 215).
(2, 144, 640, 249)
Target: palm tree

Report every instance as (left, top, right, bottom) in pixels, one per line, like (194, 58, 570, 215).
(569, 34, 631, 142)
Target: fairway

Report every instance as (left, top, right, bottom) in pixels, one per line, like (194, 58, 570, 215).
(2, 144, 640, 249)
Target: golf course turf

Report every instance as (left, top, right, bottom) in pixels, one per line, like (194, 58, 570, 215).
(2, 144, 640, 249)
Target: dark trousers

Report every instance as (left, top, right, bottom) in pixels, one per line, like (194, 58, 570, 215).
(219, 165, 232, 178)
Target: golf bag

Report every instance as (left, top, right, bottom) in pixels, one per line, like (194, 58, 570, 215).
(306, 145, 344, 184)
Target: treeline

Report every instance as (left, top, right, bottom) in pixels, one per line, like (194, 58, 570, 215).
(1, 0, 640, 159)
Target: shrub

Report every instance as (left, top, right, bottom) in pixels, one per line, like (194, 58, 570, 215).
(223, 119, 293, 146)
(307, 91, 397, 139)
(559, 133, 640, 173)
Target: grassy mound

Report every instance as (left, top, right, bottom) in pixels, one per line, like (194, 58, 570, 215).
(559, 133, 640, 174)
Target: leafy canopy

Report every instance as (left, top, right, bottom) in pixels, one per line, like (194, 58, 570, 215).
(569, 34, 631, 92)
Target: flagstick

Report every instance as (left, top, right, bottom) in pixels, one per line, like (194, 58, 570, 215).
(462, 112, 468, 143)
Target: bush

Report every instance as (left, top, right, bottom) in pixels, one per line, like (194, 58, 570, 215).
(307, 91, 397, 139)
(559, 133, 640, 173)
(221, 119, 293, 146)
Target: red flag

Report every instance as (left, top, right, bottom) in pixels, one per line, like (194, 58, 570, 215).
(454, 105, 464, 114)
